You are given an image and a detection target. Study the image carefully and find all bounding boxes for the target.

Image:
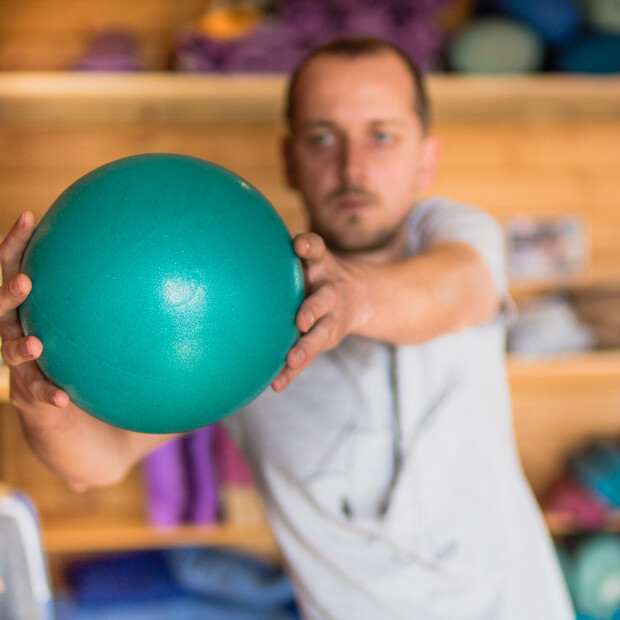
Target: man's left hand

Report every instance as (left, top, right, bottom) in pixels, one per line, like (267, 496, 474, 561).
(271, 232, 366, 391)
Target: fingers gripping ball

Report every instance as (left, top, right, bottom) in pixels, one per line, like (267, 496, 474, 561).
(19, 154, 304, 433)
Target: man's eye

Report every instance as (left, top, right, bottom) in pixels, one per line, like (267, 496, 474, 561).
(372, 131, 394, 145)
(310, 132, 336, 147)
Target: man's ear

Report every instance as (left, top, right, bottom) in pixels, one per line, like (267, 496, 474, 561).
(417, 136, 441, 192)
(281, 134, 300, 190)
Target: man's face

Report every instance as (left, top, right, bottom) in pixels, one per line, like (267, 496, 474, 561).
(284, 51, 438, 259)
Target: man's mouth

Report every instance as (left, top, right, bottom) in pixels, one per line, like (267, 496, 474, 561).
(332, 190, 374, 211)
(337, 196, 369, 210)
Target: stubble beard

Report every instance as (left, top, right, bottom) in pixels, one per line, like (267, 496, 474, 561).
(311, 212, 408, 259)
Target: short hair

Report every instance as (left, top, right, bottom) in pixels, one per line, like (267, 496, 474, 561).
(284, 37, 431, 134)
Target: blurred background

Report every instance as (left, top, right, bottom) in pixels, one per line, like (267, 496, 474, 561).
(1, 0, 620, 74)
(0, 1, 619, 619)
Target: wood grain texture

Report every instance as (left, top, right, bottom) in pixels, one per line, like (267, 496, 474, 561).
(0, 0, 204, 70)
(0, 74, 618, 547)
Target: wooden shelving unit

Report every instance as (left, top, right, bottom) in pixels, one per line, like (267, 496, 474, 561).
(1, 72, 619, 558)
(2, 351, 620, 545)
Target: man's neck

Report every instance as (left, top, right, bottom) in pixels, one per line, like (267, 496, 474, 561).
(334, 233, 408, 264)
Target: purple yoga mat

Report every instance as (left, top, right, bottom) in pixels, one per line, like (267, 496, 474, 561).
(143, 426, 219, 526)
(144, 439, 187, 527)
(185, 425, 219, 524)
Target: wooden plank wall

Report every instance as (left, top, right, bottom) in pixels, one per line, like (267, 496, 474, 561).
(0, 0, 205, 70)
(2, 95, 619, 281)
(510, 355, 620, 496)
(0, 75, 619, 526)
(3, 120, 619, 283)
(0, 122, 306, 234)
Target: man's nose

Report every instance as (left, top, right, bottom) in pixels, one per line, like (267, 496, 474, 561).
(339, 139, 366, 186)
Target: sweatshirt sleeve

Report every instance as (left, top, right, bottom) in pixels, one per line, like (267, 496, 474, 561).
(407, 196, 508, 297)
(407, 197, 517, 325)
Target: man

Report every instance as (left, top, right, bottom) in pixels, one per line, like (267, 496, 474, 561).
(0, 38, 572, 619)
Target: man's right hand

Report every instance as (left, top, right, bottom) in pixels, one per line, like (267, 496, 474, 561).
(0, 212, 180, 489)
(0, 211, 70, 413)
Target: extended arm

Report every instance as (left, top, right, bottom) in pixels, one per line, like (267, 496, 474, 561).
(353, 240, 499, 342)
(0, 212, 178, 490)
(272, 231, 500, 391)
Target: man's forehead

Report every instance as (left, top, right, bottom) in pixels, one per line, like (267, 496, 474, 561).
(296, 51, 412, 91)
(291, 52, 417, 124)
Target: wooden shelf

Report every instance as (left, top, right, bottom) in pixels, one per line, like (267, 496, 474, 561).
(1, 72, 619, 125)
(42, 510, 618, 553)
(42, 516, 278, 557)
(38, 508, 620, 554)
(506, 349, 620, 378)
(43, 510, 610, 553)
(508, 272, 620, 297)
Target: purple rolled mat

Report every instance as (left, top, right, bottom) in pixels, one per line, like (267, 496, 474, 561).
(213, 424, 254, 485)
(184, 425, 219, 525)
(72, 28, 145, 72)
(222, 22, 305, 73)
(143, 439, 187, 527)
(174, 30, 229, 71)
(340, 5, 395, 41)
(392, 17, 446, 70)
(279, 0, 335, 38)
(143, 427, 219, 526)
(174, 0, 449, 73)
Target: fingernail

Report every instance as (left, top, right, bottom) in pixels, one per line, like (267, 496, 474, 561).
(54, 392, 69, 407)
(304, 311, 315, 330)
(10, 276, 22, 295)
(296, 349, 306, 366)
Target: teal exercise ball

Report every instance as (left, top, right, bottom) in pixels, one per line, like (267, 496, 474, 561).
(19, 153, 304, 433)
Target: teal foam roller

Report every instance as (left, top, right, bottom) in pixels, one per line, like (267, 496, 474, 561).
(556, 34, 620, 73)
(19, 153, 305, 433)
(447, 17, 545, 74)
(583, 0, 620, 35)
(492, 0, 583, 45)
(574, 535, 620, 619)
(556, 543, 578, 603)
